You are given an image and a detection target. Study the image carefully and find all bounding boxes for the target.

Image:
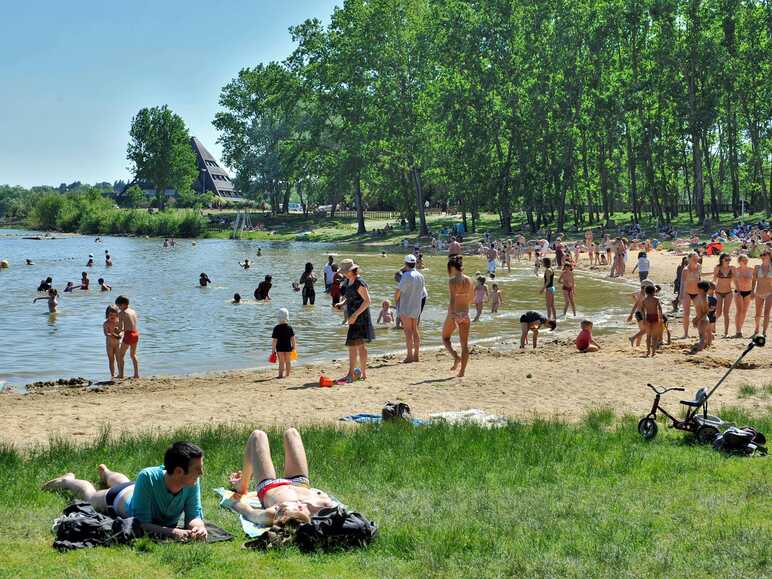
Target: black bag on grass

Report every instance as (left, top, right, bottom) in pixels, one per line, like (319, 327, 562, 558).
(294, 506, 378, 552)
(52, 501, 143, 551)
(382, 401, 411, 422)
(712, 427, 768, 456)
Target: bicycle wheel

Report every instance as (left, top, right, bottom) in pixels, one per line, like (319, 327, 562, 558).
(638, 417, 658, 440)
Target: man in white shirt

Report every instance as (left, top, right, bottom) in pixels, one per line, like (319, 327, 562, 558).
(323, 255, 334, 293)
(396, 255, 426, 363)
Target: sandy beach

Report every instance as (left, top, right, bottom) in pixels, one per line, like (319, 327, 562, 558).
(3, 249, 769, 450)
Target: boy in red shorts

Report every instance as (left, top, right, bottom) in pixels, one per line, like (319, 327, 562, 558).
(116, 295, 140, 379)
(575, 320, 600, 353)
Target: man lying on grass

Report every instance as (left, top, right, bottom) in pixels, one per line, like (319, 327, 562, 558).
(42, 442, 207, 542)
(226, 428, 336, 526)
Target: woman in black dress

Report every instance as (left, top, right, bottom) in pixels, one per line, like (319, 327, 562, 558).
(299, 262, 317, 305)
(335, 259, 374, 383)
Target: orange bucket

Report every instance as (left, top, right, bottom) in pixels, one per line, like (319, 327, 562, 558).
(319, 375, 334, 388)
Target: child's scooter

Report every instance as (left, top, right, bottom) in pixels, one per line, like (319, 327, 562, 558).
(638, 335, 765, 442)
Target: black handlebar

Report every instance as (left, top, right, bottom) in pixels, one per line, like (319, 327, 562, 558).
(646, 383, 685, 395)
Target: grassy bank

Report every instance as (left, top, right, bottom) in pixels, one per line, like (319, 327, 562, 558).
(1, 410, 769, 578)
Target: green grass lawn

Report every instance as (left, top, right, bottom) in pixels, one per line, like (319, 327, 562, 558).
(1, 409, 770, 578)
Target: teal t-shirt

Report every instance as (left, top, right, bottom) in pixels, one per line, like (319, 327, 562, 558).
(129, 466, 203, 527)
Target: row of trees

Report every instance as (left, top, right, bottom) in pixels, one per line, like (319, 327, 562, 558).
(214, 0, 771, 234)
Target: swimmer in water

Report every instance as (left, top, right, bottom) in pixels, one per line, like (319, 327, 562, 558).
(87, 254, 94, 267)
(64, 281, 77, 293)
(105, 251, 112, 267)
(98, 278, 112, 292)
(103, 305, 122, 379)
(377, 300, 395, 325)
(33, 288, 59, 313)
(254, 275, 272, 301)
(240, 259, 251, 269)
(256, 248, 262, 257)
(232, 293, 242, 304)
(37, 277, 53, 292)
(199, 273, 212, 287)
(26, 259, 34, 265)
(80, 272, 90, 290)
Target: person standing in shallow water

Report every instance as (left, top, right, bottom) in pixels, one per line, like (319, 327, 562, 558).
(299, 262, 317, 306)
(396, 254, 425, 363)
(334, 259, 374, 383)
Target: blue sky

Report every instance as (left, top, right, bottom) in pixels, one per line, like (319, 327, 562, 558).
(0, 0, 339, 187)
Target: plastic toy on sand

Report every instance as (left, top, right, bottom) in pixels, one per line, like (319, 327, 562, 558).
(319, 375, 333, 387)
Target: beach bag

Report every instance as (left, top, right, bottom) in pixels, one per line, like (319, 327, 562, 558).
(712, 427, 768, 456)
(382, 401, 411, 422)
(52, 501, 143, 550)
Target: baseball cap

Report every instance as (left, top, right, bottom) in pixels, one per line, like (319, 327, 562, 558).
(404, 254, 417, 264)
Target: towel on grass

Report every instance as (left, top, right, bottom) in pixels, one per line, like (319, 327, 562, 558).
(214, 487, 268, 538)
(339, 413, 428, 425)
(429, 409, 507, 428)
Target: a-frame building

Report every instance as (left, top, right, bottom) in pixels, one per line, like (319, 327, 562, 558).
(191, 137, 243, 201)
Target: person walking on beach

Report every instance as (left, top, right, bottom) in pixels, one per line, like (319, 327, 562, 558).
(396, 254, 425, 363)
(485, 243, 498, 277)
(323, 256, 335, 293)
(115, 295, 140, 379)
(679, 253, 701, 339)
(442, 256, 474, 377)
(732, 254, 754, 337)
(271, 308, 296, 379)
(753, 249, 771, 337)
(558, 262, 576, 317)
(641, 284, 663, 357)
(712, 253, 734, 338)
(335, 259, 374, 383)
(299, 262, 317, 306)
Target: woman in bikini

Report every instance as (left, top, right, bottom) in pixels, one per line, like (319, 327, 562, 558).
(558, 262, 576, 317)
(733, 254, 754, 338)
(226, 428, 336, 527)
(540, 258, 557, 320)
(752, 250, 771, 337)
(712, 254, 734, 338)
(679, 252, 702, 339)
(641, 284, 663, 357)
(442, 256, 474, 377)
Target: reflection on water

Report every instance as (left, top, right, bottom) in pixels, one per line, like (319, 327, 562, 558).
(0, 230, 638, 387)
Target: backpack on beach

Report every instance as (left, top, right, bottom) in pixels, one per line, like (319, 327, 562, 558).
(382, 401, 411, 422)
(712, 426, 768, 456)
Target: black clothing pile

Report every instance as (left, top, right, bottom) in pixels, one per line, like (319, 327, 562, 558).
(382, 401, 412, 422)
(712, 426, 767, 456)
(244, 506, 377, 553)
(52, 502, 143, 551)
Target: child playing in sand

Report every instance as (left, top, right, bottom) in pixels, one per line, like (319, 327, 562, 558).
(271, 308, 296, 379)
(519, 311, 557, 349)
(115, 295, 140, 379)
(377, 300, 395, 325)
(490, 284, 502, 313)
(641, 285, 663, 357)
(473, 276, 488, 322)
(33, 288, 58, 313)
(103, 305, 121, 378)
(575, 320, 600, 353)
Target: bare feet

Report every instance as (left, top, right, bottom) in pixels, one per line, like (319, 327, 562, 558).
(42, 472, 74, 491)
(97, 464, 109, 486)
(450, 354, 460, 372)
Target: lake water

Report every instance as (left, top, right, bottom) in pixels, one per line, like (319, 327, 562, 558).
(0, 229, 638, 389)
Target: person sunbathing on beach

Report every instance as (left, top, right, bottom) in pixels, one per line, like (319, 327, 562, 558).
(116, 295, 140, 379)
(33, 288, 58, 313)
(42, 442, 206, 541)
(226, 428, 336, 527)
(442, 256, 474, 377)
(519, 311, 556, 349)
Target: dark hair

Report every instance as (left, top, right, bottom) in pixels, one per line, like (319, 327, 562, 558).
(304, 262, 314, 273)
(447, 256, 463, 272)
(638, 251, 647, 258)
(164, 441, 203, 474)
(697, 281, 710, 292)
(542, 257, 551, 268)
(719, 253, 730, 263)
(265, 275, 272, 281)
(105, 304, 119, 318)
(98, 278, 104, 284)
(115, 295, 129, 306)
(546, 319, 557, 330)
(234, 293, 241, 302)
(645, 285, 655, 295)
(46, 277, 52, 283)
